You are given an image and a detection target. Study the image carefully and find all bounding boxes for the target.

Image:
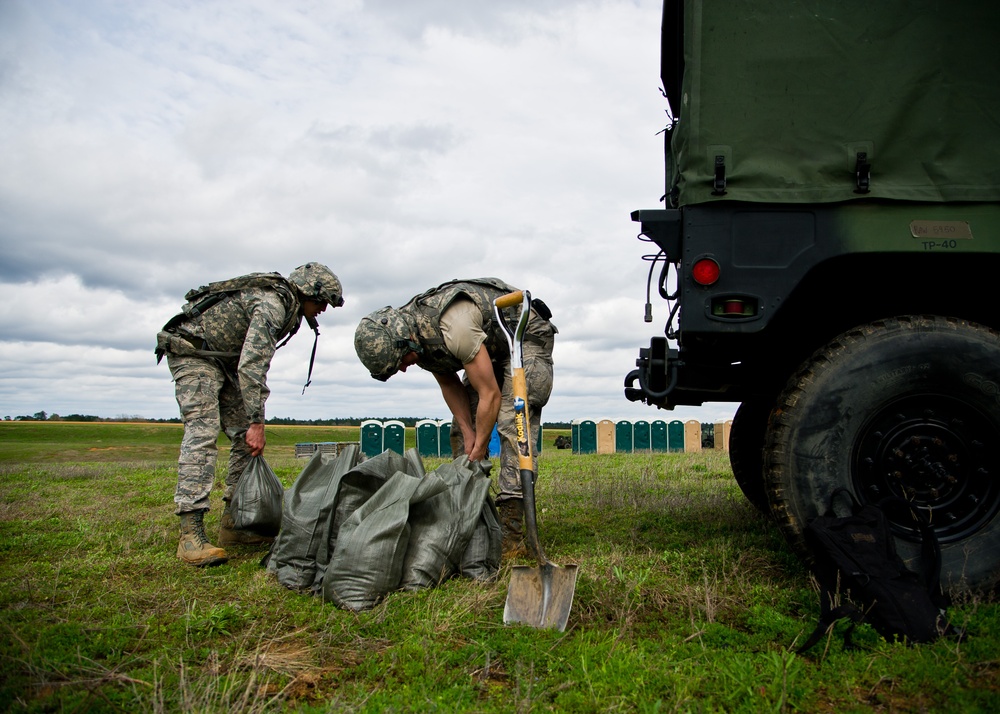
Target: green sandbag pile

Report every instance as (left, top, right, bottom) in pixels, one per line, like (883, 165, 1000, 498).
(265, 446, 501, 611)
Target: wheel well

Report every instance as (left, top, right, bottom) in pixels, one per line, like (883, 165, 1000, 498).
(749, 252, 1000, 384)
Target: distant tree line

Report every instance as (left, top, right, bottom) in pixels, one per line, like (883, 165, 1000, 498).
(5, 412, 182, 423)
(267, 416, 572, 428)
(4, 412, 574, 429)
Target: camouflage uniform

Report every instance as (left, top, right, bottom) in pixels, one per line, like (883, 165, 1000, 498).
(160, 283, 300, 514)
(449, 311, 555, 501)
(400, 279, 557, 502)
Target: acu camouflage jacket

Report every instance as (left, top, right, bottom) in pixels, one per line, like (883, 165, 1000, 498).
(399, 278, 518, 374)
(157, 274, 302, 423)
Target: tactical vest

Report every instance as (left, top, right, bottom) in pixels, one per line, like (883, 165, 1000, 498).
(400, 278, 518, 374)
(156, 272, 303, 362)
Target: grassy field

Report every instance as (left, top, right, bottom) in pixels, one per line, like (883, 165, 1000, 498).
(1, 422, 998, 712)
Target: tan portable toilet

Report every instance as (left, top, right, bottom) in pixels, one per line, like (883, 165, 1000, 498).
(597, 419, 615, 454)
(714, 421, 732, 451)
(718, 420, 732, 451)
(684, 420, 702, 453)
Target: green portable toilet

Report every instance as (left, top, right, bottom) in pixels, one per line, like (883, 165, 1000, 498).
(634, 420, 651, 451)
(577, 419, 597, 455)
(615, 420, 633, 453)
(383, 420, 405, 455)
(360, 420, 383, 458)
(535, 422, 543, 455)
(651, 420, 668, 452)
(668, 420, 684, 452)
(416, 419, 439, 457)
(438, 421, 452, 458)
(571, 420, 581, 454)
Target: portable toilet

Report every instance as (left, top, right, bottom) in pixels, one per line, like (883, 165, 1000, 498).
(577, 419, 597, 454)
(713, 421, 727, 451)
(488, 425, 502, 457)
(668, 420, 685, 452)
(416, 419, 440, 457)
(633, 420, 651, 451)
(684, 420, 702, 453)
(438, 421, 452, 458)
(571, 420, 581, 454)
(360, 419, 383, 458)
(715, 420, 732, 452)
(535, 422, 543, 455)
(651, 420, 668, 452)
(383, 420, 406, 455)
(615, 419, 633, 453)
(597, 419, 615, 454)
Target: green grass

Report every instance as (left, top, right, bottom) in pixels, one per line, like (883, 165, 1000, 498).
(0, 422, 997, 712)
(0, 422, 370, 463)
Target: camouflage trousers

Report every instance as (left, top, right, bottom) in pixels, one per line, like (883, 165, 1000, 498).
(451, 310, 556, 502)
(167, 354, 253, 514)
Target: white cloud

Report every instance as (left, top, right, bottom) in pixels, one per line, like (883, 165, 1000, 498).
(0, 0, 736, 426)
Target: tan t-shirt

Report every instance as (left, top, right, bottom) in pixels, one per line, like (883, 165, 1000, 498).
(440, 296, 488, 365)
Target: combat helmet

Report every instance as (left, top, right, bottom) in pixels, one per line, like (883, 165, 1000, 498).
(355, 307, 421, 381)
(289, 263, 345, 307)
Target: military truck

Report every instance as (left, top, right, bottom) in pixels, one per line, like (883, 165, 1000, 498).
(625, 0, 1000, 594)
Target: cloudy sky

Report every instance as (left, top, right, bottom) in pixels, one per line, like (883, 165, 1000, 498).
(0, 0, 736, 426)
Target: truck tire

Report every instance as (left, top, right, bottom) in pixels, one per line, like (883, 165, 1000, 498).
(729, 399, 772, 515)
(765, 315, 1000, 595)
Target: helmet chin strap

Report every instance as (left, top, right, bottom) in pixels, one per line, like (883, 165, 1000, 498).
(301, 317, 320, 394)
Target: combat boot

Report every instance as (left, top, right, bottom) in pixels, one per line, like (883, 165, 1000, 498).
(497, 498, 527, 558)
(177, 510, 228, 567)
(218, 502, 275, 547)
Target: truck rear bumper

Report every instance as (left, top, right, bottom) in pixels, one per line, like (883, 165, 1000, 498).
(624, 336, 743, 409)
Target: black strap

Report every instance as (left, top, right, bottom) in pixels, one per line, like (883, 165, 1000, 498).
(798, 602, 864, 654)
(301, 325, 319, 394)
(161, 293, 229, 334)
(825, 487, 861, 516)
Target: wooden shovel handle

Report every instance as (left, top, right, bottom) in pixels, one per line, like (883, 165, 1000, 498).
(494, 290, 524, 309)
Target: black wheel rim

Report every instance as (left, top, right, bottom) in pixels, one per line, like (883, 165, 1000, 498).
(852, 393, 1000, 544)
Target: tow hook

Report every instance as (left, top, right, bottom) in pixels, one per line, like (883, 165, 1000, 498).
(624, 337, 679, 402)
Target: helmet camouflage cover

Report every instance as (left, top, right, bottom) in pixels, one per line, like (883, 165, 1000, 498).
(289, 263, 344, 307)
(354, 307, 420, 381)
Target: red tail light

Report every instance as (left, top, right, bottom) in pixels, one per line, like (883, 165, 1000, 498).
(692, 258, 720, 286)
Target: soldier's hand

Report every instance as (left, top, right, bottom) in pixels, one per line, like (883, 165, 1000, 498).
(246, 422, 266, 456)
(468, 442, 488, 462)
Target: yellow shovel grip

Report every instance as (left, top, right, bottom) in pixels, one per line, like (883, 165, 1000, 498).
(494, 290, 524, 309)
(511, 368, 533, 469)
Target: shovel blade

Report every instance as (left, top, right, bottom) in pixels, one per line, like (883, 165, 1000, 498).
(503, 563, 579, 631)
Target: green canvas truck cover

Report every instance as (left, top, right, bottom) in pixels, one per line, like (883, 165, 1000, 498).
(668, 0, 1000, 206)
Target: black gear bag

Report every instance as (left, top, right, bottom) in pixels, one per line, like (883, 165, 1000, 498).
(797, 489, 960, 653)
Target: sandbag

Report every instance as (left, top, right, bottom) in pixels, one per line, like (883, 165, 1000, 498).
(230, 455, 284, 536)
(459, 496, 502, 581)
(265, 446, 361, 591)
(268, 447, 501, 610)
(400, 456, 493, 590)
(315, 450, 420, 592)
(323, 470, 448, 611)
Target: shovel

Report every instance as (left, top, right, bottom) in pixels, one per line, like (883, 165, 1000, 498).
(494, 290, 578, 631)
